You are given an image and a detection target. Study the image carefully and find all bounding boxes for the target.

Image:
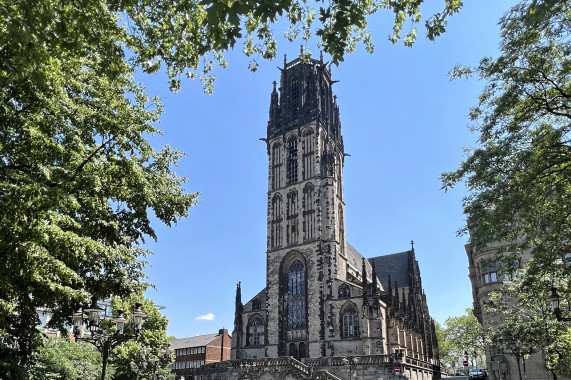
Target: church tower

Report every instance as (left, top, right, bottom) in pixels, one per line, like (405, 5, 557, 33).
(264, 54, 349, 358)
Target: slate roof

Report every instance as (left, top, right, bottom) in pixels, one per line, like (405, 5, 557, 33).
(169, 332, 224, 350)
(368, 251, 411, 289)
(346, 242, 374, 275)
(244, 287, 267, 312)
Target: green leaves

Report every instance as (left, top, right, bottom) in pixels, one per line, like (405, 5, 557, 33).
(444, 0, 571, 375)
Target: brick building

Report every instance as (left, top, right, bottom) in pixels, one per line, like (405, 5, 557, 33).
(195, 55, 441, 380)
(170, 328, 231, 379)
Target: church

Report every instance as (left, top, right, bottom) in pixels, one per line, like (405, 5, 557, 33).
(196, 55, 441, 380)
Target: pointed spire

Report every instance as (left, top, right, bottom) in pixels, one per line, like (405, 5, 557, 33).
(371, 259, 378, 292)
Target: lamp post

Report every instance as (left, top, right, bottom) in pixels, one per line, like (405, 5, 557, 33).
(72, 296, 147, 380)
(547, 287, 571, 322)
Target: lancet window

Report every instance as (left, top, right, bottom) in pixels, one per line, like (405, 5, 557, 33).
(287, 190, 299, 244)
(272, 143, 282, 190)
(302, 128, 315, 180)
(286, 136, 298, 184)
(302, 183, 315, 241)
(247, 316, 265, 346)
(271, 193, 283, 248)
(341, 303, 359, 339)
(287, 260, 306, 330)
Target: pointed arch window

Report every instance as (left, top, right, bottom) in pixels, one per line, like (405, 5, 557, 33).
(287, 190, 299, 244)
(271, 193, 283, 248)
(287, 260, 306, 330)
(341, 303, 360, 339)
(272, 143, 283, 190)
(286, 136, 298, 184)
(291, 79, 301, 110)
(302, 183, 315, 241)
(302, 128, 315, 180)
(247, 315, 265, 346)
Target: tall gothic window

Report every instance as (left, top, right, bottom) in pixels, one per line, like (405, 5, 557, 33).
(287, 260, 306, 330)
(291, 80, 300, 110)
(272, 143, 282, 190)
(302, 128, 315, 180)
(247, 316, 265, 346)
(286, 136, 298, 184)
(303, 183, 315, 241)
(271, 193, 283, 248)
(341, 303, 359, 339)
(287, 190, 299, 244)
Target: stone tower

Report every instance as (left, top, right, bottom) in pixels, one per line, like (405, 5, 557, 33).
(264, 54, 348, 359)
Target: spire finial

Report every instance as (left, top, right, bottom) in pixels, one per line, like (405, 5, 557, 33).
(272, 80, 277, 91)
(284, 54, 287, 68)
(320, 50, 324, 62)
(411, 240, 414, 251)
(300, 45, 304, 56)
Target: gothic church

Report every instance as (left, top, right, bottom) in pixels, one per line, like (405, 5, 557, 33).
(197, 56, 440, 380)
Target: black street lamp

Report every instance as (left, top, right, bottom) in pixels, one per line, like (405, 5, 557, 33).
(72, 296, 147, 380)
(547, 287, 571, 322)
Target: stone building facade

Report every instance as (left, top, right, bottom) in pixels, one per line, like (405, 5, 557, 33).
(465, 242, 561, 380)
(197, 56, 440, 380)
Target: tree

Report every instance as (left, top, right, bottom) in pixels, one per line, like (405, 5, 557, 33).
(109, 296, 173, 380)
(25, 338, 102, 380)
(1, 0, 462, 374)
(442, 309, 486, 371)
(442, 0, 571, 376)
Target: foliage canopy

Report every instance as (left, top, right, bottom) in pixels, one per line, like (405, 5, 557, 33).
(1, 0, 462, 374)
(442, 0, 571, 375)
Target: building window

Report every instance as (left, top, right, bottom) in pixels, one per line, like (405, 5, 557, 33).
(252, 298, 261, 310)
(286, 136, 298, 184)
(287, 260, 306, 330)
(338, 283, 351, 298)
(291, 80, 300, 109)
(247, 315, 265, 346)
(481, 261, 498, 284)
(287, 190, 299, 244)
(272, 143, 282, 190)
(302, 128, 315, 180)
(302, 183, 315, 241)
(271, 193, 283, 248)
(501, 260, 521, 281)
(341, 303, 359, 339)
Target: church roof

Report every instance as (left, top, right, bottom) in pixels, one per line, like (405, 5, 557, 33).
(368, 251, 411, 289)
(244, 288, 267, 312)
(169, 332, 225, 349)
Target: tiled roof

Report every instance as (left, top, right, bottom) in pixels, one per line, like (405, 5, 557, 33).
(244, 288, 267, 312)
(368, 251, 410, 289)
(169, 333, 222, 350)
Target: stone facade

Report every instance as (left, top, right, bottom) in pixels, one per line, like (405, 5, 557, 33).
(196, 56, 440, 380)
(465, 242, 563, 380)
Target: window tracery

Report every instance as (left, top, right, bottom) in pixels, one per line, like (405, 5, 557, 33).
(287, 260, 306, 330)
(303, 183, 315, 240)
(340, 303, 359, 339)
(271, 193, 283, 248)
(247, 315, 265, 346)
(286, 136, 298, 184)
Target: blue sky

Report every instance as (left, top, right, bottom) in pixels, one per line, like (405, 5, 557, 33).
(141, 0, 516, 338)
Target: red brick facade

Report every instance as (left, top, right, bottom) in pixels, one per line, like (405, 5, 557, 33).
(170, 329, 231, 380)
